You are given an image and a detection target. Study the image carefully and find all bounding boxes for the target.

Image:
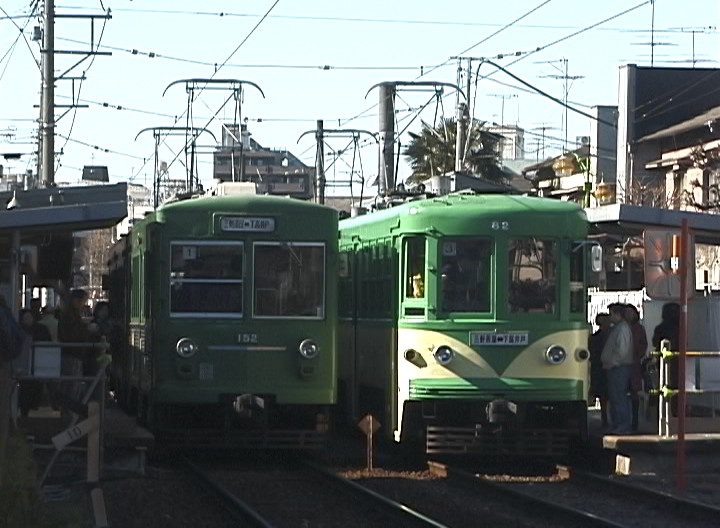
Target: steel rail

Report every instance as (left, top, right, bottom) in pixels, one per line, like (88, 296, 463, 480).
(304, 461, 450, 528)
(566, 466, 720, 518)
(183, 458, 275, 528)
(428, 462, 630, 528)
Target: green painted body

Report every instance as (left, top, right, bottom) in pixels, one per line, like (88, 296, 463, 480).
(338, 193, 591, 444)
(113, 194, 338, 432)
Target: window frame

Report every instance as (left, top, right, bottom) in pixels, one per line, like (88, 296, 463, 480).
(438, 236, 494, 316)
(506, 237, 558, 316)
(168, 240, 245, 319)
(251, 241, 326, 320)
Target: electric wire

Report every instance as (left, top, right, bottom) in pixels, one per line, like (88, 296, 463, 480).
(130, 0, 281, 183)
(55, 37, 426, 71)
(0, 3, 40, 72)
(52, 4, 716, 34)
(56, 12, 109, 174)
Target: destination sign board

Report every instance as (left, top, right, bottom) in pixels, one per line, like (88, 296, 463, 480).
(220, 216, 275, 232)
(469, 332, 528, 346)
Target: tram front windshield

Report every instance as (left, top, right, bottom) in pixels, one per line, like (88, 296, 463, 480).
(254, 242, 325, 318)
(440, 238, 491, 313)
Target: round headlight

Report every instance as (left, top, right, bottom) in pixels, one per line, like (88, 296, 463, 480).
(404, 349, 419, 362)
(176, 337, 198, 358)
(576, 348, 590, 361)
(545, 345, 567, 365)
(299, 339, 320, 359)
(433, 345, 455, 365)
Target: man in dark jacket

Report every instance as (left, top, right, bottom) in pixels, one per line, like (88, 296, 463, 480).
(58, 289, 90, 377)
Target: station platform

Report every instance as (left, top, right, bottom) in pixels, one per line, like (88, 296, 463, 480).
(587, 405, 720, 476)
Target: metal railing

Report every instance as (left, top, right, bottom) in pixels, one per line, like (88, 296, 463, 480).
(652, 339, 720, 437)
(11, 341, 111, 486)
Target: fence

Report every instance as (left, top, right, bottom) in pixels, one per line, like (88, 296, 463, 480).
(654, 339, 720, 437)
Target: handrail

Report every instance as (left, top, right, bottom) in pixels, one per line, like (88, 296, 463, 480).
(651, 342, 720, 437)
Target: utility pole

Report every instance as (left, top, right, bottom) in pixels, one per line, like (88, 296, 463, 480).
(37, 2, 111, 186)
(368, 80, 464, 196)
(378, 83, 395, 195)
(39, 0, 55, 186)
(298, 127, 378, 202)
(315, 120, 325, 204)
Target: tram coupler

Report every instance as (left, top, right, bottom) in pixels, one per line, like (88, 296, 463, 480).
(486, 399, 518, 424)
(233, 393, 265, 418)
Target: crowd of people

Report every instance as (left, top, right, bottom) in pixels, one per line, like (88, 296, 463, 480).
(589, 301, 679, 435)
(16, 289, 115, 417)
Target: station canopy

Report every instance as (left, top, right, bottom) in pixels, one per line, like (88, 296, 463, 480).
(586, 203, 720, 245)
(0, 183, 128, 234)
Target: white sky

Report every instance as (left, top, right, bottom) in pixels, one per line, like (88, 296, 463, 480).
(1, 0, 719, 193)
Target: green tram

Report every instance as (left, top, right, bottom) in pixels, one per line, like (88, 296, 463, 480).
(338, 192, 591, 454)
(107, 192, 338, 447)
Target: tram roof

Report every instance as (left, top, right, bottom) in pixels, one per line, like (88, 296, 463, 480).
(586, 203, 720, 244)
(340, 192, 587, 237)
(156, 193, 334, 214)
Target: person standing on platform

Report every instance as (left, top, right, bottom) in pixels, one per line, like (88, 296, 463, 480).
(38, 306, 58, 342)
(601, 303, 634, 434)
(652, 302, 680, 414)
(58, 289, 90, 379)
(625, 304, 648, 432)
(589, 313, 611, 428)
(18, 309, 51, 417)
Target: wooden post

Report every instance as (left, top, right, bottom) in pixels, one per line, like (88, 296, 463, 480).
(358, 414, 380, 472)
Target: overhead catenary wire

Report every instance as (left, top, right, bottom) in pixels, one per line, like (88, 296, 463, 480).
(56, 13, 110, 172)
(0, 3, 40, 72)
(130, 0, 281, 182)
(52, 4, 714, 34)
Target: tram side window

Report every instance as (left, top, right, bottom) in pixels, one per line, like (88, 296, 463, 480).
(254, 243, 325, 318)
(570, 242, 585, 314)
(405, 237, 426, 299)
(169, 243, 244, 316)
(440, 239, 491, 313)
(508, 238, 556, 314)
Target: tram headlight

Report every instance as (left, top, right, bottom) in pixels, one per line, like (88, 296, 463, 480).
(176, 337, 199, 358)
(575, 348, 590, 361)
(298, 339, 320, 359)
(545, 345, 567, 365)
(433, 345, 455, 366)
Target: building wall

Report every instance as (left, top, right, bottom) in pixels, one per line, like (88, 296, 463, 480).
(590, 105, 618, 185)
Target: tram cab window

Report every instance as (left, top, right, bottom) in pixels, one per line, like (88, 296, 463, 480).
(507, 238, 556, 314)
(440, 239, 491, 313)
(169, 242, 244, 316)
(570, 242, 585, 315)
(404, 237, 426, 299)
(253, 242, 325, 318)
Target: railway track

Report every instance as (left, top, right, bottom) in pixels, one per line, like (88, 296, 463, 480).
(428, 461, 720, 528)
(184, 457, 449, 528)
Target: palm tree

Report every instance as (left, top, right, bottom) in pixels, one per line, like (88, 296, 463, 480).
(403, 118, 506, 183)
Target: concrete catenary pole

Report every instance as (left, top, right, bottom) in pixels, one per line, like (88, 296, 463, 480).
(315, 119, 325, 204)
(40, 0, 55, 186)
(378, 83, 395, 195)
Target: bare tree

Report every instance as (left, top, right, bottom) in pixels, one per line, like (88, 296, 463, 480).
(682, 146, 720, 211)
